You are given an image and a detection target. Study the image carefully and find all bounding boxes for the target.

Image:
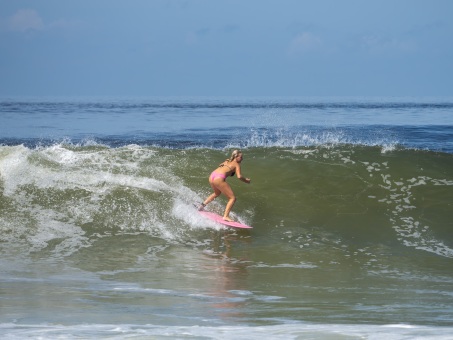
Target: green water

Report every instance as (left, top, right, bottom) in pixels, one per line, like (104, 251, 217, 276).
(1, 144, 453, 335)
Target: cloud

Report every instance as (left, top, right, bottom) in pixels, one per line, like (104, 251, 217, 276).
(360, 34, 417, 55)
(5, 9, 83, 34)
(288, 32, 322, 56)
(7, 9, 44, 32)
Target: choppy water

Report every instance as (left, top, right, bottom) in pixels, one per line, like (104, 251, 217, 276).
(1, 97, 452, 339)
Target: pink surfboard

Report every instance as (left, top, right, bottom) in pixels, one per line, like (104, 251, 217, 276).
(198, 210, 253, 229)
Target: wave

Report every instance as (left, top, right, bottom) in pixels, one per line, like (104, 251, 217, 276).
(1, 143, 452, 261)
(2, 123, 452, 154)
(0, 127, 413, 153)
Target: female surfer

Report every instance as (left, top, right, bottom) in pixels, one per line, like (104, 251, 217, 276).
(199, 150, 251, 222)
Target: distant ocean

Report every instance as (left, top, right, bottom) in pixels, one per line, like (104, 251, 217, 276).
(1, 97, 452, 339)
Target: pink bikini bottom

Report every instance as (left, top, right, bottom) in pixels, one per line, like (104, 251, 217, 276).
(210, 171, 227, 181)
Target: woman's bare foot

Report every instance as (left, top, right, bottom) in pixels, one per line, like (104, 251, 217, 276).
(223, 216, 234, 222)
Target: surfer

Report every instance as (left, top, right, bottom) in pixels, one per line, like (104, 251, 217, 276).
(198, 150, 251, 222)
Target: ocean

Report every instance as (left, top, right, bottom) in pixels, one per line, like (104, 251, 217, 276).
(1, 97, 452, 339)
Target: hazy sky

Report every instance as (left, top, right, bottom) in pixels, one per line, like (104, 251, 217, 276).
(1, 0, 452, 97)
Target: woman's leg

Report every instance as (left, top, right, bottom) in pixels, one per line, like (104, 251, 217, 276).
(214, 181, 236, 221)
(202, 181, 222, 206)
(202, 179, 237, 221)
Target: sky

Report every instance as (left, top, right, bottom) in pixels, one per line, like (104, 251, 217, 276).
(0, 0, 452, 97)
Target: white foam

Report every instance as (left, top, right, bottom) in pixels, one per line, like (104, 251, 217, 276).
(371, 168, 453, 258)
(1, 322, 452, 339)
(172, 199, 224, 231)
(251, 262, 317, 269)
(0, 144, 219, 254)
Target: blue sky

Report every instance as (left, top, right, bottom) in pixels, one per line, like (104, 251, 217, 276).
(0, 0, 452, 97)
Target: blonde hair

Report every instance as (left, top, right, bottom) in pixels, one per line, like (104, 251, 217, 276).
(227, 149, 242, 162)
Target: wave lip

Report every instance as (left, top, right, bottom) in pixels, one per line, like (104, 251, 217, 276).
(236, 126, 400, 150)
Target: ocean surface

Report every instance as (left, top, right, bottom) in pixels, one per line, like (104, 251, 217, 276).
(1, 97, 452, 339)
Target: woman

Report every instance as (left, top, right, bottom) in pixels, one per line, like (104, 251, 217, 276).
(199, 150, 251, 222)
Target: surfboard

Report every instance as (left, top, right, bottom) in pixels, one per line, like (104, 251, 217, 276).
(198, 210, 253, 229)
